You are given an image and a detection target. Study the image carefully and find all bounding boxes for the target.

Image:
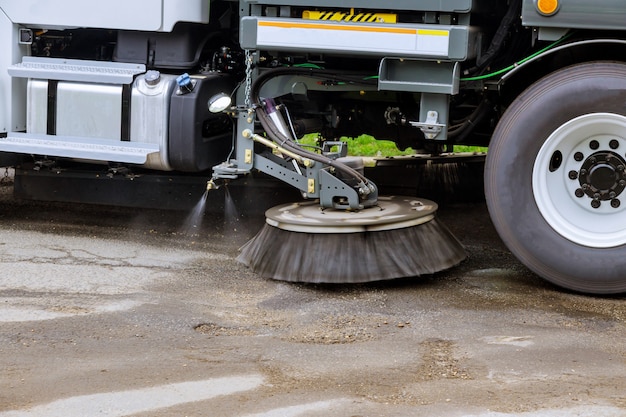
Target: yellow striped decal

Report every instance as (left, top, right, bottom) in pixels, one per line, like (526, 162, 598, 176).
(255, 18, 451, 57)
(303, 10, 397, 23)
(258, 20, 416, 35)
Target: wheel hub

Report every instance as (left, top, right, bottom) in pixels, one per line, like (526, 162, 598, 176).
(575, 150, 626, 207)
(533, 112, 626, 248)
(562, 132, 626, 212)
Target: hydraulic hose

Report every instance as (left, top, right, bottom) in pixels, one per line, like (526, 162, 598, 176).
(447, 96, 491, 142)
(469, 0, 522, 76)
(250, 66, 375, 188)
(256, 104, 374, 196)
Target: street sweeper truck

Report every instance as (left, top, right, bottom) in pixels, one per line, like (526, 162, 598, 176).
(1, 0, 626, 294)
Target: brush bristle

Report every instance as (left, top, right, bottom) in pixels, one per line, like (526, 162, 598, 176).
(237, 217, 466, 283)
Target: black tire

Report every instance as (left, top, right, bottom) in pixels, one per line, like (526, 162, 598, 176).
(485, 62, 626, 294)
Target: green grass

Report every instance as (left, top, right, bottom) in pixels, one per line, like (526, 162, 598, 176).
(453, 145, 489, 153)
(298, 134, 487, 157)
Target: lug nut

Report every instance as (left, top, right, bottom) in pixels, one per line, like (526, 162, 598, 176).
(610, 139, 619, 149)
(575, 188, 585, 198)
(589, 140, 600, 150)
(591, 199, 601, 209)
(611, 199, 621, 208)
(574, 152, 584, 162)
(568, 170, 578, 180)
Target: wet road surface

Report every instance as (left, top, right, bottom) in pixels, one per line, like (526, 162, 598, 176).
(0, 181, 624, 416)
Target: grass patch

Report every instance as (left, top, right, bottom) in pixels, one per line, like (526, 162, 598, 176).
(453, 145, 488, 153)
(299, 134, 487, 157)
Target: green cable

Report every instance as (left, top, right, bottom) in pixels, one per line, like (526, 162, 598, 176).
(289, 33, 571, 82)
(293, 63, 324, 69)
(460, 33, 572, 82)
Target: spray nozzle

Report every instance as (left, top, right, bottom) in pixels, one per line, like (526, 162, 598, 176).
(206, 179, 220, 191)
(206, 178, 230, 191)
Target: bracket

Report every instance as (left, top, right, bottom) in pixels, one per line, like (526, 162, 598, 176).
(409, 110, 445, 140)
(319, 169, 363, 210)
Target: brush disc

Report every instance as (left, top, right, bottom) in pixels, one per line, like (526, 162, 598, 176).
(237, 196, 466, 283)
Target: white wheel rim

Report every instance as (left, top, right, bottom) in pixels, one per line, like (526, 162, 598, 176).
(533, 113, 626, 248)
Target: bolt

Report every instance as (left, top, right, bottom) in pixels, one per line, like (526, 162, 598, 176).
(580, 169, 588, 177)
(610, 191, 617, 199)
(568, 170, 578, 180)
(593, 193, 601, 199)
(589, 157, 597, 164)
(591, 199, 601, 209)
(590, 140, 600, 150)
(574, 152, 584, 162)
(618, 165, 625, 172)
(611, 199, 621, 208)
(582, 183, 589, 190)
(609, 139, 619, 149)
(620, 180, 626, 187)
(575, 188, 585, 198)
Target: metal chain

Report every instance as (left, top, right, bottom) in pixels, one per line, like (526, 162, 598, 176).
(244, 49, 254, 109)
(0, 167, 10, 184)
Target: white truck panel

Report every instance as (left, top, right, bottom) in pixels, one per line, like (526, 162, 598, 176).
(0, 0, 209, 31)
(0, 10, 26, 134)
(28, 80, 123, 139)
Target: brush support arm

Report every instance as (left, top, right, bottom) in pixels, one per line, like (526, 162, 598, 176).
(210, 64, 380, 210)
(252, 147, 376, 210)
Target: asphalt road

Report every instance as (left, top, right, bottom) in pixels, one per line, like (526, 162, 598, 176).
(0, 179, 624, 416)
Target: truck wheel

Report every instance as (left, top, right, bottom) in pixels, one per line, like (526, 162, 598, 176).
(485, 62, 626, 294)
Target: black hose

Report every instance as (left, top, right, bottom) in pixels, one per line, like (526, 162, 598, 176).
(250, 67, 374, 185)
(447, 97, 491, 142)
(466, 0, 522, 76)
(256, 105, 371, 184)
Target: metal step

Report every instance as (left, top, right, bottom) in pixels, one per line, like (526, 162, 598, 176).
(378, 59, 460, 94)
(8, 57, 145, 84)
(1, 133, 159, 164)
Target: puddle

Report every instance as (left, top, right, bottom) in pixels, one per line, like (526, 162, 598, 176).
(481, 335, 535, 347)
(0, 299, 142, 323)
(0, 375, 264, 417)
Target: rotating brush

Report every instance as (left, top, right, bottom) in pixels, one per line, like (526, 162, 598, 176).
(236, 67, 467, 284)
(237, 197, 466, 283)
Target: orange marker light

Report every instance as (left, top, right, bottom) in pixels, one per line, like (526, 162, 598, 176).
(537, 0, 559, 16)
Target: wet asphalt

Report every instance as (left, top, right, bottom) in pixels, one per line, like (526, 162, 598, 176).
(0, 178, 624, 416)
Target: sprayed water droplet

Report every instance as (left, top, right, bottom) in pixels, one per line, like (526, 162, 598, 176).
(224, 186, 240, 232)
(181, 190, 208, 236)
